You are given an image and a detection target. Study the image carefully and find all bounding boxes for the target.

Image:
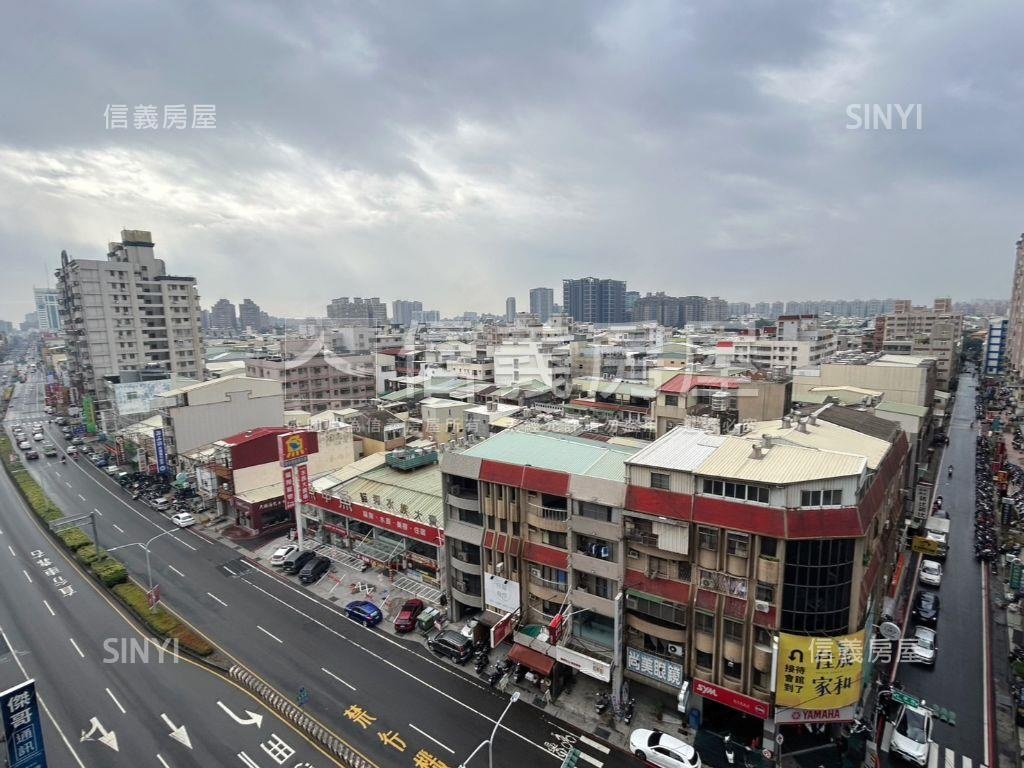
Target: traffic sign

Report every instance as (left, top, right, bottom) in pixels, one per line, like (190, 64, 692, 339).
(911, 536, 941, 556)
(147, 584, 161, 608)
(775, 733, 784, 745)
(891, 690, 920, 708)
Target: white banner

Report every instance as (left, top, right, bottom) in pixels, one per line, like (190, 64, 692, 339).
(484, 574, 521, 613)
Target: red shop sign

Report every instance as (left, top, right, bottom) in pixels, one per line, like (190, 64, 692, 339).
(692, 678, 771, 719)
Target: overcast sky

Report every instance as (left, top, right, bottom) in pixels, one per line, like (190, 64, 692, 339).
(1, 0, 1021, 321)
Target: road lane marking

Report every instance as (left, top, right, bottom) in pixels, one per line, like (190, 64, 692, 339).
(65, 481, 72, 488)
(106, 687, 126, 714)
(112, 524, 125, 534)
(579, 735, 610, 754)
(169, 564, 185, 578)
(257, 625, 283, 643)
(409, 723, 453, 754)
(22, 570, 32, 583)
(94, 508, 103, 516)
(78, 493, 86, 501)
(321, 667, 356, 691)
(157, 755, 171, 768)
(43, 600, 55, 616)
(172, 535, 198, 551)
(224, 565, 237, 576)
(7, 545, 15, 557)
(69, 637, 85, 658)
(55, 471, 61, 477)
(207, 592, 228, 607)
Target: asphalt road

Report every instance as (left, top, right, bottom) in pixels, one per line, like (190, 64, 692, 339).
(891, 372, 990, 766)
(0, 398, 335, 766)
(5, 371, 632, 768)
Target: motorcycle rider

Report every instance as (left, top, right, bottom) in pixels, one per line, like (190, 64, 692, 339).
(948, 464, 953, 478)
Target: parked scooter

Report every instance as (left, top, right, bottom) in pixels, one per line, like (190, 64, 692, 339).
(622, 698, 636, 725)
(595, 691, 610, 715)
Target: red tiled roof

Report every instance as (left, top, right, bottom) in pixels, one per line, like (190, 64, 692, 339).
(658, 374, 742, 394)
(219, 427, 290, 446)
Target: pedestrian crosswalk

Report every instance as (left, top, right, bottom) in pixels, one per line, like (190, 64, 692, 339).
(881, 722, 985, 768)
(542, 728, 609, 768)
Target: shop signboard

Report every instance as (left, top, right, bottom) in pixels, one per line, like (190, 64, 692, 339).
(195, 466, 217, 497)
(83, 395, 96, 434)
(556, 646, 611, 682)
(774, 705, 856, 724)
(911, 481, 932, 526)
(153, 428, 168, 474)
(283, 467, 296, 510)
(297, 464, 310, 504)
(484, 573, 521, 613)
(490, 609, 519, 648)
(775, 631, 865, 710)
(692, 677, 771, 719)
(0, 678, 47, 768)
(312, 494, 442, 545)
(279, 431, 318, 467)
(626, 647, 684, 688)
(911, 536, 940, 556)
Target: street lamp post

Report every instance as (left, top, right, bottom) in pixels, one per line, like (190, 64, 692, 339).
(108, 528, 177, 612)
(458, 691, 520, 768)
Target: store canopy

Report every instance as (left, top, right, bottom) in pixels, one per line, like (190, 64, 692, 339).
(508, 643, 556, 677)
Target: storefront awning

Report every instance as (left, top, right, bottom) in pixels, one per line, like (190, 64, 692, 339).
(508, 643, 556, 677)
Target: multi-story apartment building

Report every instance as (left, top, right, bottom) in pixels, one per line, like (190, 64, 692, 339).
(632, 294, 726, 327)
(529, 288, 555, 322)
(392, 300, 423, 328)
(985, 317, 1008, 376)
(505, 297, 517, 323)
(55, 230, 205, 400)
(238, 298, 261, 332)
(493, 341, 571, 397)
(327, 296, 388, 325)
(714, 316, 837, 373)
(562, 278, 627, 324)
(34, 287, 61, 332)
(209, 298, 237, 334)
(1006, 235, 1024, 376)
(441, 429, 640, 688)
(652, 374, 791, 436)
(244, 339, 374, 412)
(873, 298, 963, 390)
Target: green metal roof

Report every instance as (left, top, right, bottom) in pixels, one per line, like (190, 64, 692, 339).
(462, 429, 639, 481)
(875, 401, 929, 417)
(342, 462, 444, 525)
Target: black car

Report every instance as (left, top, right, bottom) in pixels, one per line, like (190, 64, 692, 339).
(911, 591, 940, 627)
(283, 550, 317, 575)
(427, 630, 474, 664)
(299, 556, 331, 584)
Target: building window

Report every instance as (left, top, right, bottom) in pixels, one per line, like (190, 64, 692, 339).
(755, 627, 772, 648)
(701, 478, 770, 504)
(648, 556, 669, 577)
(755, 581, 776, 603)
(577, 502, 614, 522)
(781, 538, 855, 635)
(650, 472, 670, 490)
(726, 533, 749, 558)
(695, 650, 714, 670)
(698, 527, 719, 552)
(800, 489, 843, 507)
(760, 537, 778, 558)
(753, 668, 770, 690)
(626, 594, 687, 625)
(677, 561, 692, 582)
(664, 394, 678, 407)
(724, 619, 744, 642)
(542, 530, 566, 548)
(723, 658, 743, 680)
(695, 612, 715, 635)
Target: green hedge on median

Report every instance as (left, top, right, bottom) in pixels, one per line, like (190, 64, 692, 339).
(111, 582, 212, 655)
(58, 528, 91, 551)
(91, 557, 128, 587)
(75, 544, 106, 565)
(0, 435, 63, 523)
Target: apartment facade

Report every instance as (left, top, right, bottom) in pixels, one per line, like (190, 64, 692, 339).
(392, 300, 423, 328)
(1008, 236, 1024, 376)
(56, 230, 205, 400)
(985, 317, 1008, 375)
(34, 287, 61, 332)
(562, 278, 626, 324)
(327, 296, 387, 325)
(244, 339, 374, 412)
(529, 287, 555, 322)
(238, 299, 261, 332)
(714, 316, 837, 373)
(873, 298, 963, 390)
(210, 298, 237, 334)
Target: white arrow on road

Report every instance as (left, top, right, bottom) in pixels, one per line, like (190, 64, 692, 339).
(161, 713, 193, 749)
(217, 700, 263, 728)
(80, 716, 119, 752)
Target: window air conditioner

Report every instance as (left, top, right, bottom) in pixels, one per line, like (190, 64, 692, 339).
(666, 643, 684, 657)
(530, 568, 541, 578)
(754, 600, 770, 613)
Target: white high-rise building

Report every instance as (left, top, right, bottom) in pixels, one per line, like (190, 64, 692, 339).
(34, 287, 61, 331)
(56, 229, 205, 399)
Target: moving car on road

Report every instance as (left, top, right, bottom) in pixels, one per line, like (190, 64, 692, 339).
(911, 591, 940, 627)
(919, 560, 943, 587)
(170, 512, 196, 528)
(25, 449, 39, 460)
(42, 444, 57, 457)
(889, 704, 933, 766)
(629, 729, 702, 768)
(394, 599, 425, 633)
(344, 600, 383, 627)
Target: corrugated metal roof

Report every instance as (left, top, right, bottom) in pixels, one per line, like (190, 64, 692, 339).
(340, 462, 444, 525)
(875, 401, 929, 417)
(462, 429, 639, 481)
(313, 454, 387, 492)
(573, 378, 657, 399)
(660, 374, 742, 394)
(627, 428, 727, 471)
(744, 417, 889, 470)
(696, 438, 866, 484)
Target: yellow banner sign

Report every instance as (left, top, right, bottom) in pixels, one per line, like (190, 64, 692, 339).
(776, 631, 864, 709)
(911, 536, 941, 556)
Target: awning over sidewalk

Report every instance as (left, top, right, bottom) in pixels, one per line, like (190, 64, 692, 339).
(508, 643, 556, 677)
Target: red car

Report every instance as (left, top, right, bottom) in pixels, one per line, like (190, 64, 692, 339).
(394, 599, 425, 633)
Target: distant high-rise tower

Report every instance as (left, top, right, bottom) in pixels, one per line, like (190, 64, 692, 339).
(529, 287, 554, 322)
(327, 297, 388, 325)
(505, 297, 517, 323)
(562, 277, 626, 324)
(33, 287, 61, 331)
(210, 299, 238, 333)
(392, 300, 424, 327)
(238, 298, 261, 332)
(1004, 234, 1024, 375)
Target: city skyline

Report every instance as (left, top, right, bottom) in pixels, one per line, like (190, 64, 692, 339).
(2, 2, 1022, 319)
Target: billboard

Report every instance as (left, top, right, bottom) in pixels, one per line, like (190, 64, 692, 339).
(484, 573, 521, 613)
(111, 379, 179, 416)
(0, 679, 47, 768)
(627, 647, 684, 687)
(283, 467, 296, 510)
(83, 395, 96, 434)
(279, 431, 318, 467)
(153, 428, 169, 474)
(195, 466, 217, 497)
(775, 630, 865, 710)
(297, 464, 310, 504)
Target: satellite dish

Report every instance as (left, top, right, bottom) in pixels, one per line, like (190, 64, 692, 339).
(879, 621, 901, 641)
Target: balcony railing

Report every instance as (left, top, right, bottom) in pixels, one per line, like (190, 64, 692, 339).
(532, 576, 568, 592)
(528, 502, 569, 522)
(626, 530, 658, 547)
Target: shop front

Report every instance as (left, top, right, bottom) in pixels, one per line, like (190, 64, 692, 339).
(232, 493, 291, 535)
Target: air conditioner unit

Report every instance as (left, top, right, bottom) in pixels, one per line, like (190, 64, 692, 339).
(666, 643, 684, 657)
(754, 600, 770, 613)
(530, 568, 541, 578)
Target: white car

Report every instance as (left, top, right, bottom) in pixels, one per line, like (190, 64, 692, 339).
(32, 432, 44, 441)
(170, 512, 196, 528)
(889, 704, 932, 766)
(907, 625, 936, 666)
(919, 560, 943, 587)
(270, 544, 298, 567)
(629, 730, 701, 768)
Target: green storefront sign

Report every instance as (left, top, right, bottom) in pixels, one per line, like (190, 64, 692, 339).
(83, 395, 96, 434)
